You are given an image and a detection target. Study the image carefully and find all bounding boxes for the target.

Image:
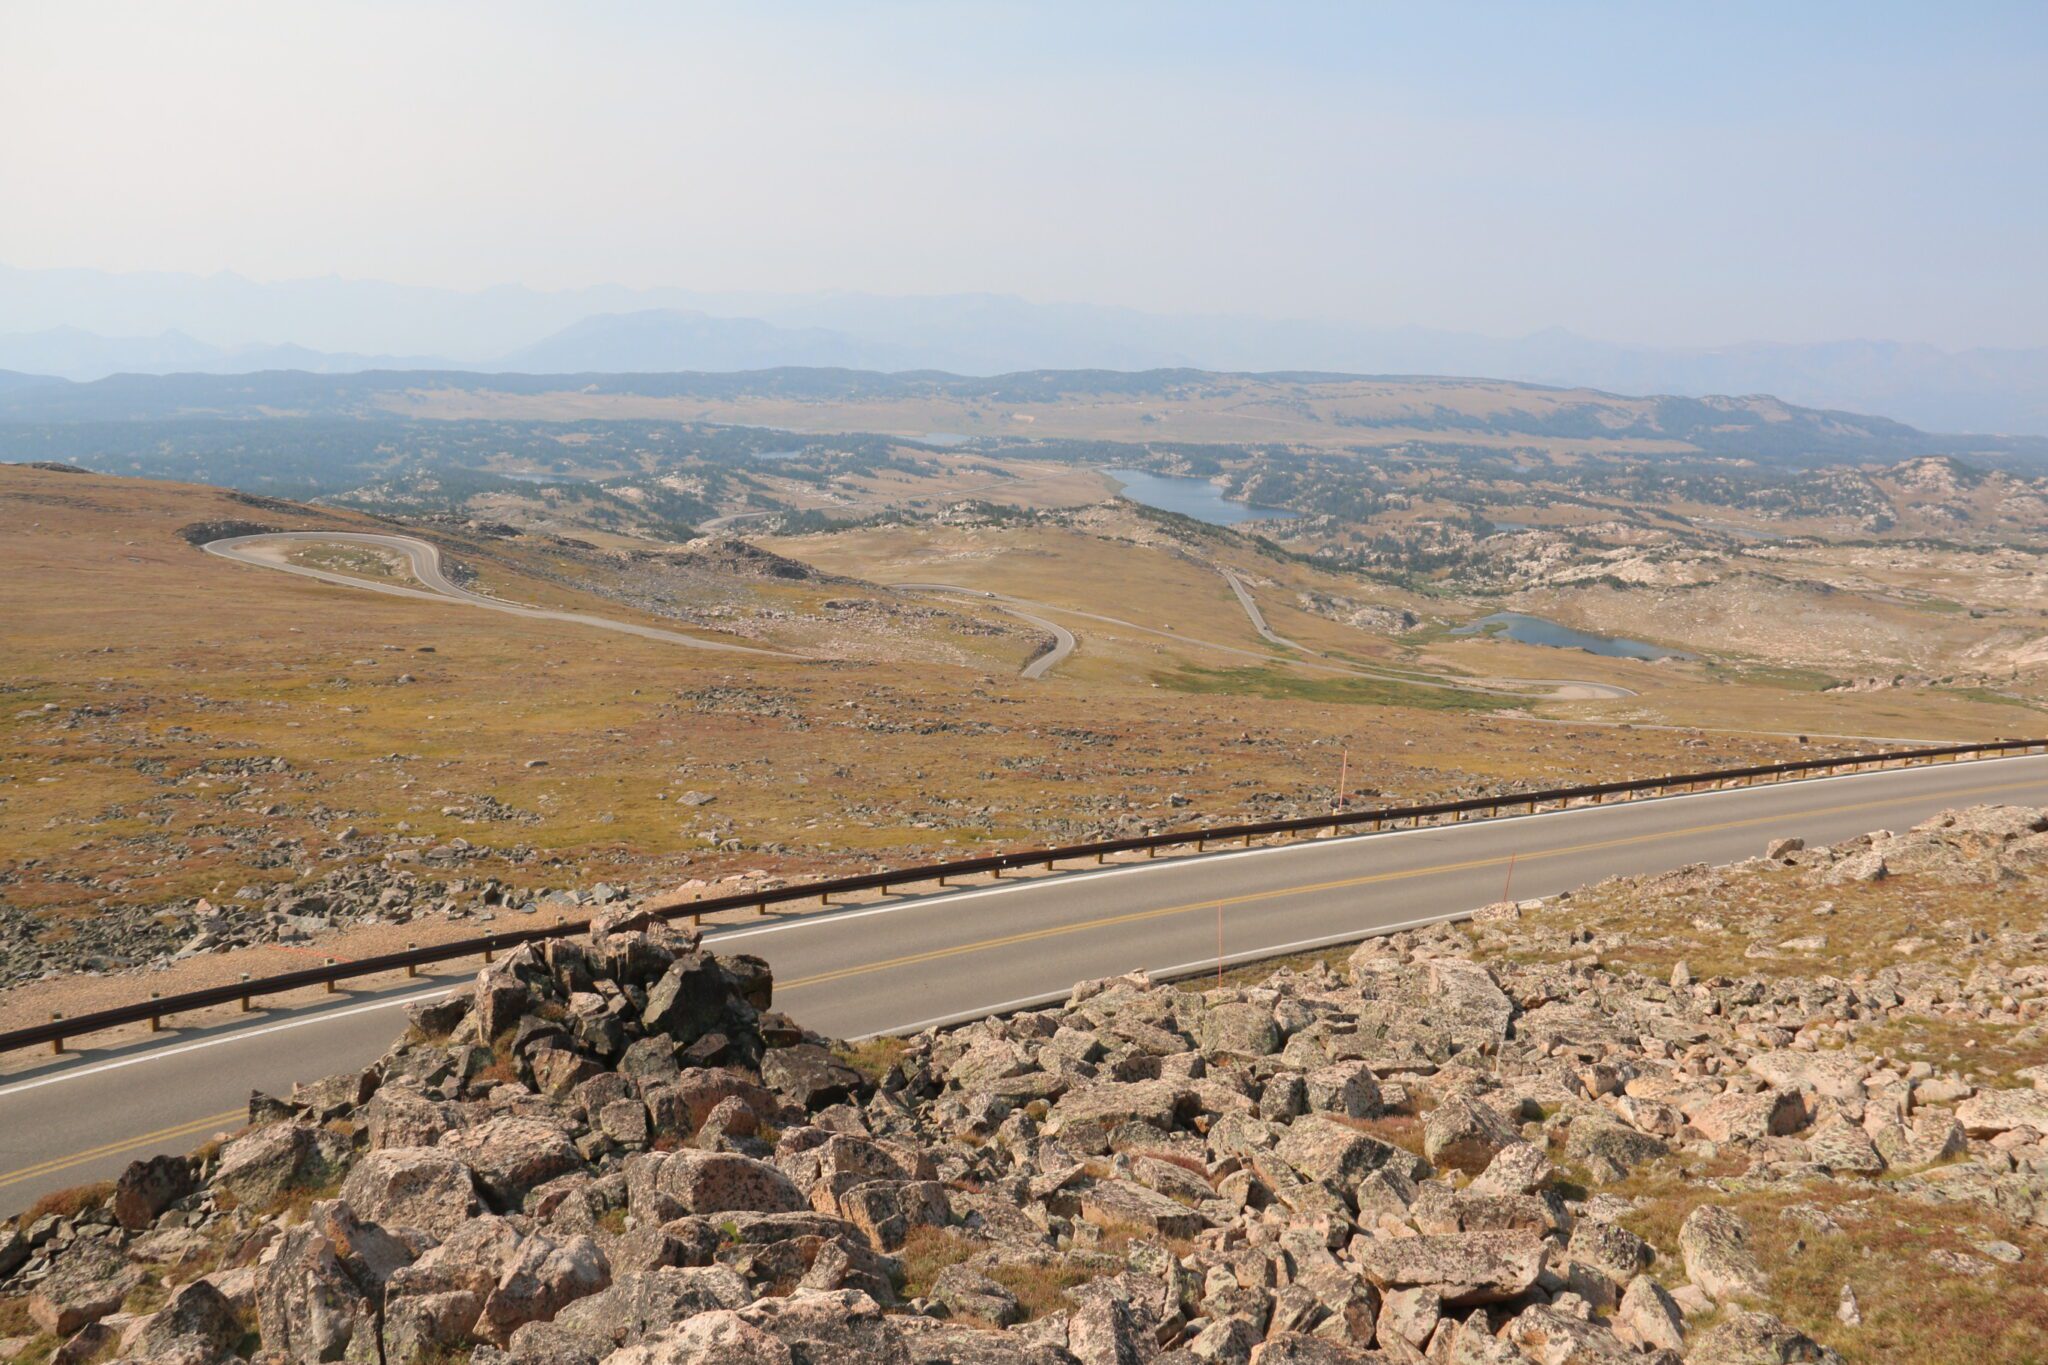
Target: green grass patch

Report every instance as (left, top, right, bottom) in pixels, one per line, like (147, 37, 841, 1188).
(1701, 661, 1842, 692)
(1149, 664, 1516, 712)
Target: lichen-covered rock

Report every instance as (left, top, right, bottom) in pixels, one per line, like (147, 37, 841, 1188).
(1687, 1309, 1843, 1364)
(1680, 1205, 1769, 1302)
(213, 1121, 351, 1209)
(656, 1149, 807, 1215)
(1423, 1093, 1522, 1175)
(1954, 1087, 2048, 1138)
(440, 1115, 585, 1205)
(1351, 1231, 1548, 1306)
(339, 1146, 481, 1237)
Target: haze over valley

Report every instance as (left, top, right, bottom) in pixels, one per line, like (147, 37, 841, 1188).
(4, 7, 2048, 1365)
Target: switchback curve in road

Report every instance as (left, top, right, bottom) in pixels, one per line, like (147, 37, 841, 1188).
(203, 532, 799, 657)
(894, 582, 1077, 679)
(1218, 567, 1636, 701)
(898, 577, 1632, 699)
(6, 750, 2046, 1214)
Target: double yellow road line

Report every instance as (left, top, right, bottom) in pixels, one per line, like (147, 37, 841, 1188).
(779, 773, 2044, 992)
(0, 1109, 243, 1193)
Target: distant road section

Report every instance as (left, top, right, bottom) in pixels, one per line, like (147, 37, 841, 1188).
(1218, 567, 1635, 702)
(203, 532, 796, 657)
(896, 582, 1077, 678)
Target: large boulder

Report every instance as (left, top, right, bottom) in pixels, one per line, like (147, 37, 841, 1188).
(761, 1044, 865, 1112)
(213, 1122, 351, 1210)
(1688, 1309, 1843, 1364)
(1687, 1089, 1807, 1144)
(1272, 1115, 1400, 1189)
(657, 1150, 808, 1215)
(1200, 1003, 1282, 1058)
(439, 1115, 585, 1206)
(474, 1231, 612, 1345)
(28, 1238, 145, 1336)
(339, 1146, 481, 1238)
(112, 1153, 199, 1230)
(256, 1202, 419, 1364)
(129, 1279, 242, 1362)
(1423, 1093, 1523, 1175)
(1954, 1087, 2048, 1138)
(1350, 1231, 1548, 1306)
(1043, 1080, 1193, 1153)
(1680, 1204, 1769, 1302)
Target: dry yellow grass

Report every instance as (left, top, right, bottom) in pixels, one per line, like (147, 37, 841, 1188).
(6, 467, 1823, 956)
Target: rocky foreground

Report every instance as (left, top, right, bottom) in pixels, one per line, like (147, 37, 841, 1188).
(6, 808, 2048, 1365)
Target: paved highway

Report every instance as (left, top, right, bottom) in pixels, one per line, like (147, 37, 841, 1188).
(895, 583, 1078, 679)
(203, 532, 795, 656)
(5, 752, 2045, 1214)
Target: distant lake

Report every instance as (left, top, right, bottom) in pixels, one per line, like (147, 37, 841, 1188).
(1108, 469, 1297, 526)
(1453, 612, 1693, 661)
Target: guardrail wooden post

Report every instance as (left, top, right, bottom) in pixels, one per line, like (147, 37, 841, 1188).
(324, 960, 338, 992)
(49, 1013, 61, 1055)
(148, 994, 161, 1031)
(483, 939, 495, 963)
(239, 973, 255, 1013)
(406, 944, 419, 978)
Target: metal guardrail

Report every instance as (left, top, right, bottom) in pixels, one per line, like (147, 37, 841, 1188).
(6, 738, 2042, 1055)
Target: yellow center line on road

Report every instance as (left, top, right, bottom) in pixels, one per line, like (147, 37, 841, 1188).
(779, 774, 2044, 993)
(0, 1108, 245, 1192)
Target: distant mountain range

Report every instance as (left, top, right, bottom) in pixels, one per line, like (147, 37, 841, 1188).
(2, 263, 2045, 435)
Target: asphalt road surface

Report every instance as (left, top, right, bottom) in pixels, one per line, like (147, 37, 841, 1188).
(203, 532, 794, 656)
(5, 752, 2045, 1214)
(894, 583, 1078, 679)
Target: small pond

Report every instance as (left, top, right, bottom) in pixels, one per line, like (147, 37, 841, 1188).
(1452, 612, 1693, 661)
(1107, 469, 1297, 526)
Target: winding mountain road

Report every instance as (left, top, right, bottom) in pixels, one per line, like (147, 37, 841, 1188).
(898, 574, 1631, 699)
(203, 532, 797, 657)
(5, 750, 2045, 1215)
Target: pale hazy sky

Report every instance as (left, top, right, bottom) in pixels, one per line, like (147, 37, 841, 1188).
(4, 1, 2044, 349)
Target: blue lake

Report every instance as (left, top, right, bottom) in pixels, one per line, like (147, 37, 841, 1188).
(1453, 612, 1693, 661)
(1107, 469, 1297, 526)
